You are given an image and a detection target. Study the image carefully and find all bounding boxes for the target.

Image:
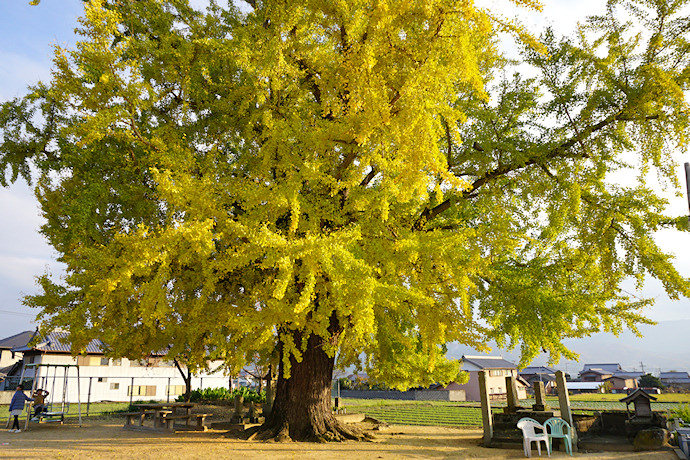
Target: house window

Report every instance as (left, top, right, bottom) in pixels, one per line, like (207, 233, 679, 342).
(490, 388, 494, 394)
(130, 357, 162, 367)
(110, 383, 120, 390)
(77, 356, 109, 366)
(166, 385, 186, 396)
(489, 370, 503, 377)
(26, 355, 35, 364)
(98, 377, 107, 383)
(128, 385, 157, 396)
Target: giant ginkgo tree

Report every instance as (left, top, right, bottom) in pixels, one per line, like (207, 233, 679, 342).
(2, 0, 690, 441)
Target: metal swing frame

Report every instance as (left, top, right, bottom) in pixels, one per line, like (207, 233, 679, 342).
(14, 363, 82, 430)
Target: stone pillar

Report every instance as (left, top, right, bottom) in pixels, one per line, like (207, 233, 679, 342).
(506, 375, 519, 412)
(248, 402, 263, 423)
(478, 370, 493, 447)
(532, 381, 549, 411)
(556, 370, 578, 452)
(263, 379, 274, 417)
(233, 394, 244, 420)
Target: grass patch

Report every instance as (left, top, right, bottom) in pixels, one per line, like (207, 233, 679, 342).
(350, 403, 483, 427)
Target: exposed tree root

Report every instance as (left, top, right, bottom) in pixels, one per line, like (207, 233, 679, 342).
(240, 415, 372, 443)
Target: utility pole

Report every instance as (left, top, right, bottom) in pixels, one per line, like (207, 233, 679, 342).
(640, 362, 645, 374)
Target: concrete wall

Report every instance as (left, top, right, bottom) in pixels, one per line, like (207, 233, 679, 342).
(336, 389, 466, 401)
(0, 390, 12, 405)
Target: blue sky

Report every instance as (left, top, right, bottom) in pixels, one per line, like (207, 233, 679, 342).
(0, 1, 688, 367)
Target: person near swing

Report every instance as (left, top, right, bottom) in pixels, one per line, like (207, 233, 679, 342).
(8, 384, 33, 433)
(31, 389, 49, 420)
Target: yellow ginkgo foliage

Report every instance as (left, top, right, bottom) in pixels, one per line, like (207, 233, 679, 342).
(4, 0, 690, 442)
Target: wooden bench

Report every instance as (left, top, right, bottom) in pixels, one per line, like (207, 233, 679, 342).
(122, 410, 171, 427)
(161, 413, 213, 431)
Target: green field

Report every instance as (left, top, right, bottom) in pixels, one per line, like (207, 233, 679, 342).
(338, 396, 690, 428)
(346, 402, 484, 427)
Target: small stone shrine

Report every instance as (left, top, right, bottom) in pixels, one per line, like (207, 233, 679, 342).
(620, 388, 655, 419)
(619, 388, 668, 442)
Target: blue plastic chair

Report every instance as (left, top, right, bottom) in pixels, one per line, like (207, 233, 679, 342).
(544, 417, 573, 456)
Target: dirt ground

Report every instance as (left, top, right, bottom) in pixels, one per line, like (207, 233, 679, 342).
(0, 415, 678, 460)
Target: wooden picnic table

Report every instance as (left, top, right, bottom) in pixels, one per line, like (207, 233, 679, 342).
(126, 402, 195, 429)
(124, 402, 211, 432)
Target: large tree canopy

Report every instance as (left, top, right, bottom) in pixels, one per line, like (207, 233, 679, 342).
(2, 0, 690, 441)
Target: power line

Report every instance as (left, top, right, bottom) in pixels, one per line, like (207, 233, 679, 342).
(0, 309, 35, 318)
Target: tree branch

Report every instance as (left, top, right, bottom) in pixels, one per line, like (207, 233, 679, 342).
(412, 109, 642, 230)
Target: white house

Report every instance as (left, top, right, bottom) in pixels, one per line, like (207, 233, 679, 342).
(2, 331, 241, 403)
(455, 355, 527, 401)
(0, 330, 32, 377)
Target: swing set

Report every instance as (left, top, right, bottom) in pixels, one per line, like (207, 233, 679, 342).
(5, 363, 82, 431)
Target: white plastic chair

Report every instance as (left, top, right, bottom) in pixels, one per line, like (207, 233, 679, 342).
(517, 417, 551, 458)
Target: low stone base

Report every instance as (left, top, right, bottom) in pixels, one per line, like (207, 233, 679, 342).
(579, 436, 636, 452)
(334, 413, 365, 424)
(514, 410, 556, 422)
(532, 404, 550, 412)
(212, 421, 262, 430)
(229, 416, 251, 424)
(633, 428, 672, 451)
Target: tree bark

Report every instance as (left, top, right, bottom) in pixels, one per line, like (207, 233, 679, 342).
(251, 314, 366, 442)
(173, 359, 193, 402)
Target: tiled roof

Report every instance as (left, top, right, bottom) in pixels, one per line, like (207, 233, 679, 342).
(0, 331, 34, 349)
(12, 331, 104, 354)
(520, 366, 556, 374)
(620, 388, 657, 403)
(582, 363, 623, 373)
(580, 368, 613, 375)
(615, 372, 644, 379)
(660, 372, 690, 379)
(461, 355, 517, 370)
(524, 374, 556, 382)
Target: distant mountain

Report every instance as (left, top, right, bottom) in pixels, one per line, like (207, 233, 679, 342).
(446, 319, 690, 374)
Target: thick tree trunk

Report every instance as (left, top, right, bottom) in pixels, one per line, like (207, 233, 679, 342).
(252, 314, 366, 442)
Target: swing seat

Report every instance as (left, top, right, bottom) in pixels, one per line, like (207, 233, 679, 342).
(32, 411, 65, 424)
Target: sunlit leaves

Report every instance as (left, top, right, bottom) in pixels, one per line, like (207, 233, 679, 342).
(3, 0, 690, 388)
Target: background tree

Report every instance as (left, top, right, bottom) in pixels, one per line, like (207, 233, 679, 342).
(2, 0, 690, 442)
(639, 373, 664, 389)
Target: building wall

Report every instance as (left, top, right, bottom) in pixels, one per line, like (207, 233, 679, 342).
(6, 353, 231, 403)
(0, 349, 22, 368)
(607, 377, 638, 390)
(580, 371, 612, 382)
(455, 369, 518, 401)
(0, 390, 13, 404)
